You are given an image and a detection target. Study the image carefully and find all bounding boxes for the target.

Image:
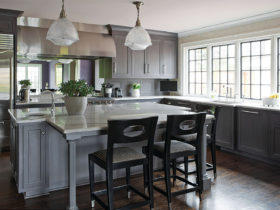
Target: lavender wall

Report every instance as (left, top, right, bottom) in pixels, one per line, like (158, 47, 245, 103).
(80, 60, 93, 85)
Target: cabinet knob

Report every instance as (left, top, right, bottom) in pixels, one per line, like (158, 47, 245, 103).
(41, 131, 46, 135)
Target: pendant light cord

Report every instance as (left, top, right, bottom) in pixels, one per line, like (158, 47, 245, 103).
(135, 1, 142, 27)
(60, 0, 66, 18)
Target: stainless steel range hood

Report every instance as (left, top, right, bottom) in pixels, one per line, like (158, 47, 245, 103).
(17, 17, 116, 60)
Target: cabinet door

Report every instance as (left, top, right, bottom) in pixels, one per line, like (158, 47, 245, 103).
(160, 39, 177, 79)
(23, 124, 47, 189)
(131, 50, 145, 78)
(237, 109, 267, 157)
(268, 112, 280, 161)
(0, 15, 14, 34)
(112, 35, 130, 78)
(145, 39, 160, 78)
(215, 107, 234, 149)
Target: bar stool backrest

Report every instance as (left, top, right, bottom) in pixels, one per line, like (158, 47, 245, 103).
(107, 116, 158, 163)
(165, 113, 206, 154)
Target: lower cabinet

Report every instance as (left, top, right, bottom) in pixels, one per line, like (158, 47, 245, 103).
(268, 111, 280, 162)
(12, 122, 49, 198)
(215, 106, 235, 149)
(237, 108, 268, 157)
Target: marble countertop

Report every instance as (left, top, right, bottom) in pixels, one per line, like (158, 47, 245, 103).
(9, 102, 213, 134)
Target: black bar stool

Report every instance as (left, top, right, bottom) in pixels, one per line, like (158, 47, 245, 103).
(88, 116, 158, 210)
(144, 113, 206, 209)
(172, 106, 221, 178)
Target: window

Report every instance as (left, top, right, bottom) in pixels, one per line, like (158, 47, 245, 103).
(55, 63, 63, 88)
(17, 64, 42, 94)
(212, 44, 235, 97)
(241, 39, 271, 99)
(188, 48, 207, 95)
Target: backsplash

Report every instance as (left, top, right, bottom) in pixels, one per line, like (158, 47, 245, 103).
(105, 78, 164, 96)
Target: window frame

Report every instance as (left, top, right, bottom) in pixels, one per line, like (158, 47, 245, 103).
(17, 63, 42, 94)
(188, 47, 208, 95)
(55, 63, 63, 88)
(211, 43, 236, 98)
(181, 33, 278, 100)
(240, 39, 271, 100)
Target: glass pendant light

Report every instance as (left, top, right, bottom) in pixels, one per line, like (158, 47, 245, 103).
(125, 1, 152, 50)
(46, 0, 79, 46)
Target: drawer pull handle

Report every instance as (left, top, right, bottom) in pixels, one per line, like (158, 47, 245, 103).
(241, 110, 259, 115)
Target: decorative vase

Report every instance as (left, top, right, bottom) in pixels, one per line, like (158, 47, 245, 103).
(64, 96, 87, 115)
(22, 86, 30, 103)
(131, 89, 140, 98)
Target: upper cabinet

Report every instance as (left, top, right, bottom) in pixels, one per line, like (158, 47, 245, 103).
(160, 39, 177, 79)
(0, 9, 22, 34)
(112, 34, 131, 78)
(104, 25, 178, 79)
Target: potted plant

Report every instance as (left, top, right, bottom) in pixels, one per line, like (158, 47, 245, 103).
(19, 79, 31, 88)
(131, 83, 141, 98)
(59, 80, 93, 115)
(19, 80, 32, 102)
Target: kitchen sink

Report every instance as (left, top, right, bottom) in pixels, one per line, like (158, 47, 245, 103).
(26, 113, 46, 117)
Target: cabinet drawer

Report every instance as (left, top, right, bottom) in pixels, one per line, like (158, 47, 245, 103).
(237, 108, 268, 157)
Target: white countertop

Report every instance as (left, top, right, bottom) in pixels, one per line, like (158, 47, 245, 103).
(9, 102, 204, 134)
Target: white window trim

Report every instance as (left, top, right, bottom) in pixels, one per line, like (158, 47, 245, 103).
(17, 63, 42, 93)
(180, 32, 280, 100)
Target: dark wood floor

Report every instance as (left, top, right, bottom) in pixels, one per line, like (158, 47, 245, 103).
(0, 150, 280, 210)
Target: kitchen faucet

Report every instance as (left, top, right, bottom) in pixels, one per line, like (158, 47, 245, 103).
(222, 84, 233, 99)
(41, 90, 55, 117)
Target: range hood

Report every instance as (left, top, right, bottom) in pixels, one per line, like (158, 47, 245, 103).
(17, 17, 116, 60)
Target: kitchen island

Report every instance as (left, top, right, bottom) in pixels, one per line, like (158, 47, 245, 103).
(9, 102, 213, 210)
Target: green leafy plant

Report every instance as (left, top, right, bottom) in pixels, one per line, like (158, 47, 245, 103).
(132, 83, 141, 89)
(59, 80, 93, 97)
(19, 79, 31, 87)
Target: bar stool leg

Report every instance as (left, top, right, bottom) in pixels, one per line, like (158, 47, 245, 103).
(211, 142, 217, 178)
(194, 154, 202, 200)
(88, 156, 95, 208)
(106, 168, 114, 210)
(172, 159, 176, 187)
(148, 159, 154, 210)
(143, 163, 148, 194)
(126, 167, 131, 199)
(164, 157, 172, 209)
(184, 157, 188, 182)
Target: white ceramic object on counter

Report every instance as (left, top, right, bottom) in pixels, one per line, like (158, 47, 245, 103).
(262, 97, 280, 107)
(64, 96, 87, 115)
(131, 89, 140, 98)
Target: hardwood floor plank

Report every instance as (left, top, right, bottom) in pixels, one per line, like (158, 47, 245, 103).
(0, 150, 279, 210)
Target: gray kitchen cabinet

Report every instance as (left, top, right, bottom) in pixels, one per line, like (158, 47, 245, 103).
(144, 38, 161, 77)
(131, 38, 161, 78)
(108, 25, 177, 79)
(237, 108, 267, 157)
(215, 106, 235, 149)
(268, 111, 280, 162)
(111, 34, 131, 78)
(12, 122, 49, 198)
(160, 38, 177, 79)
(131, 49, 145, 78)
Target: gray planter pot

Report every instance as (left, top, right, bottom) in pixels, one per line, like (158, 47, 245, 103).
(64, 96, 87, 115)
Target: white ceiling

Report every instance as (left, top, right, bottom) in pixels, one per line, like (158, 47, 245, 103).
(1, 0, 280, 33)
